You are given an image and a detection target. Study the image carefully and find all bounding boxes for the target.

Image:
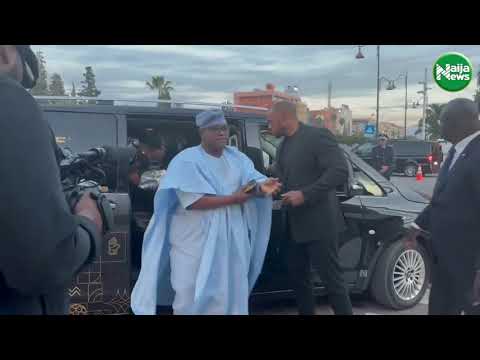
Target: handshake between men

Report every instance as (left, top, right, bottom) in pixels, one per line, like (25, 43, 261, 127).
(233, 177, 282, 204)
(235, 178, 307, 208)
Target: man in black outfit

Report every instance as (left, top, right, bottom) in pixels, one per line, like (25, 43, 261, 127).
(268, 101, 353, 315)
(405, 98, 480, 315)
(128, 133, 167, 268)
(371, 134, 395, 180)
(127, 133, 167, 191)
(0, 45, 103, 314)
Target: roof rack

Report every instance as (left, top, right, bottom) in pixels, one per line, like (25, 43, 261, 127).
(33, 96, 269, 112)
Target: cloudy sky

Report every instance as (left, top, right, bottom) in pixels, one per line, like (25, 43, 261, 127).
(32, 45, 480, 128)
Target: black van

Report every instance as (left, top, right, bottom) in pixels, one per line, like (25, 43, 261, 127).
(354, 139, 443, 177)
(41, 102, 432, 313)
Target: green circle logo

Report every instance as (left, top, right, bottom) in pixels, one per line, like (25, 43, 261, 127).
(433, 52, 473, 92)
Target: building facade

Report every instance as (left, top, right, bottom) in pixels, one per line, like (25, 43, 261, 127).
(309, 105, 352, 136)
(352, 118, 372, 136)
(379, 122, 404, 139)
(234, 83, 310, 123)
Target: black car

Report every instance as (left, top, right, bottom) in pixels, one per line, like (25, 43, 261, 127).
(41, 101, 432, 313)
(354, 139, 443, 177)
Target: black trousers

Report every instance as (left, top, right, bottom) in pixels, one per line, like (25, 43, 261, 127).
(286, 222, 353, 315)
(428, 261, 480, 315)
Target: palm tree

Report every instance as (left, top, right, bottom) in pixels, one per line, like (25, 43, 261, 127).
(415, 103, 445, 140)
(146, 76, 174, 108)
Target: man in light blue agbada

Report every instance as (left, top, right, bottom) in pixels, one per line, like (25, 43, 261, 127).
(131, 110, 281, 315)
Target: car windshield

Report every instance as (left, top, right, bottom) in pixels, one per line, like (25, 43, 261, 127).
(339, 144, 389, 183)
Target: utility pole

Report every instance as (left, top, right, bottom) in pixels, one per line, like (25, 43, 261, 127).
(404, 71, 408, 139)
(422, 69, 427, 140)
(418, 68, 431, 141)
(354, 45, 381, 136)
(327, 81, 332, 108)
(376, 45, 380, 137)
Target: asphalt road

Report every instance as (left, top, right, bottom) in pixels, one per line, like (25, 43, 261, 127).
(251, 290, 430, 315)
(251, 175, 436, 315)
(390, 174, 437, 199)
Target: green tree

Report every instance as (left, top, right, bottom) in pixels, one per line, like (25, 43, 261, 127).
(415, 103, 445, 140)
(48, 73, 66, 96)
(78, 66, 101, 102)
(30, 51, 49, 96)
(146, 76, 174, 108)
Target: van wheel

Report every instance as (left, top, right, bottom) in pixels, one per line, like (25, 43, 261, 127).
(370, 241, 430, 310)
(404, 164, 417, 177)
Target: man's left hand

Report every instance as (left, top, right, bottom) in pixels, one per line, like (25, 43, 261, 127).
(380, 166, 389, 174)
(281, 191, 305, 207)
(473, 271, 480, 306)
(260, 178, 282, 196)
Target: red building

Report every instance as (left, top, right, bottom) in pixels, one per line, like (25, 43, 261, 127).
(310, 109, 337, 133)
(233, 84, 309, 122)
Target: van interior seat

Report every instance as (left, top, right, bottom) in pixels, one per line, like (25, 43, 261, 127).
(245, 146, 266, 175)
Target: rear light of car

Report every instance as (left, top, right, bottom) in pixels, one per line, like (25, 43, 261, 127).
(427, 155, 433, 162)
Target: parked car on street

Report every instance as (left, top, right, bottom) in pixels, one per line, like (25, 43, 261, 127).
(354, 139, 443, 177)
(40, 99, 432, 313)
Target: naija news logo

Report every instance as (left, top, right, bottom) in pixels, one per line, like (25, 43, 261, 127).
(436, 64, 471, 81)
(433, 52, 473, 92)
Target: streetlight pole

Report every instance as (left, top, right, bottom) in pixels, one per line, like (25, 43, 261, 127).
(376, 45, 380, 137)
(418, 68, 431, 141)
(356, 45, 382, 136)
(378, 72, 408, 139)
(404, 71, 408, 139)
(422, 69, 427, 140)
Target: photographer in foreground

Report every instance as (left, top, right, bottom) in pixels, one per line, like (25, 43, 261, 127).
(0, 45, 103, 315)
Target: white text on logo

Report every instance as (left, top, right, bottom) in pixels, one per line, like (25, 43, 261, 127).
(436, 64, 471, 81)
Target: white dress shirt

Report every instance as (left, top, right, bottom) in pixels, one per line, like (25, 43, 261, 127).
(411, 130, 480, 231)
(446, 130, 480, 171)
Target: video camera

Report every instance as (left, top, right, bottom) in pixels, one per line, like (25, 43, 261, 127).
(59, 145, 136, 234)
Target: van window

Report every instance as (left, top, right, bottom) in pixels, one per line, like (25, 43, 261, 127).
(44, 111, 117, 153)
(354, 142, 374, 156)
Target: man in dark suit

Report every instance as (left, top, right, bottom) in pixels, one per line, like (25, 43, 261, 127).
(405, 98, 480, 315)
(267, 101, 353, 315)
(0, 45, 102, 314)
(371, 134, 395, 180)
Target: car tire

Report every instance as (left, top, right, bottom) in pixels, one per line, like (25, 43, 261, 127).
(404, 164, 417, 177)
(370, 240, 430, 310)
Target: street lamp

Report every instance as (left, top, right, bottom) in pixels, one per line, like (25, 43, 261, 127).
(417, 68, 432, 141)
(380, 73, 409, 139)
(355, 46, 365, 59)
(355, 45, 381, 137)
